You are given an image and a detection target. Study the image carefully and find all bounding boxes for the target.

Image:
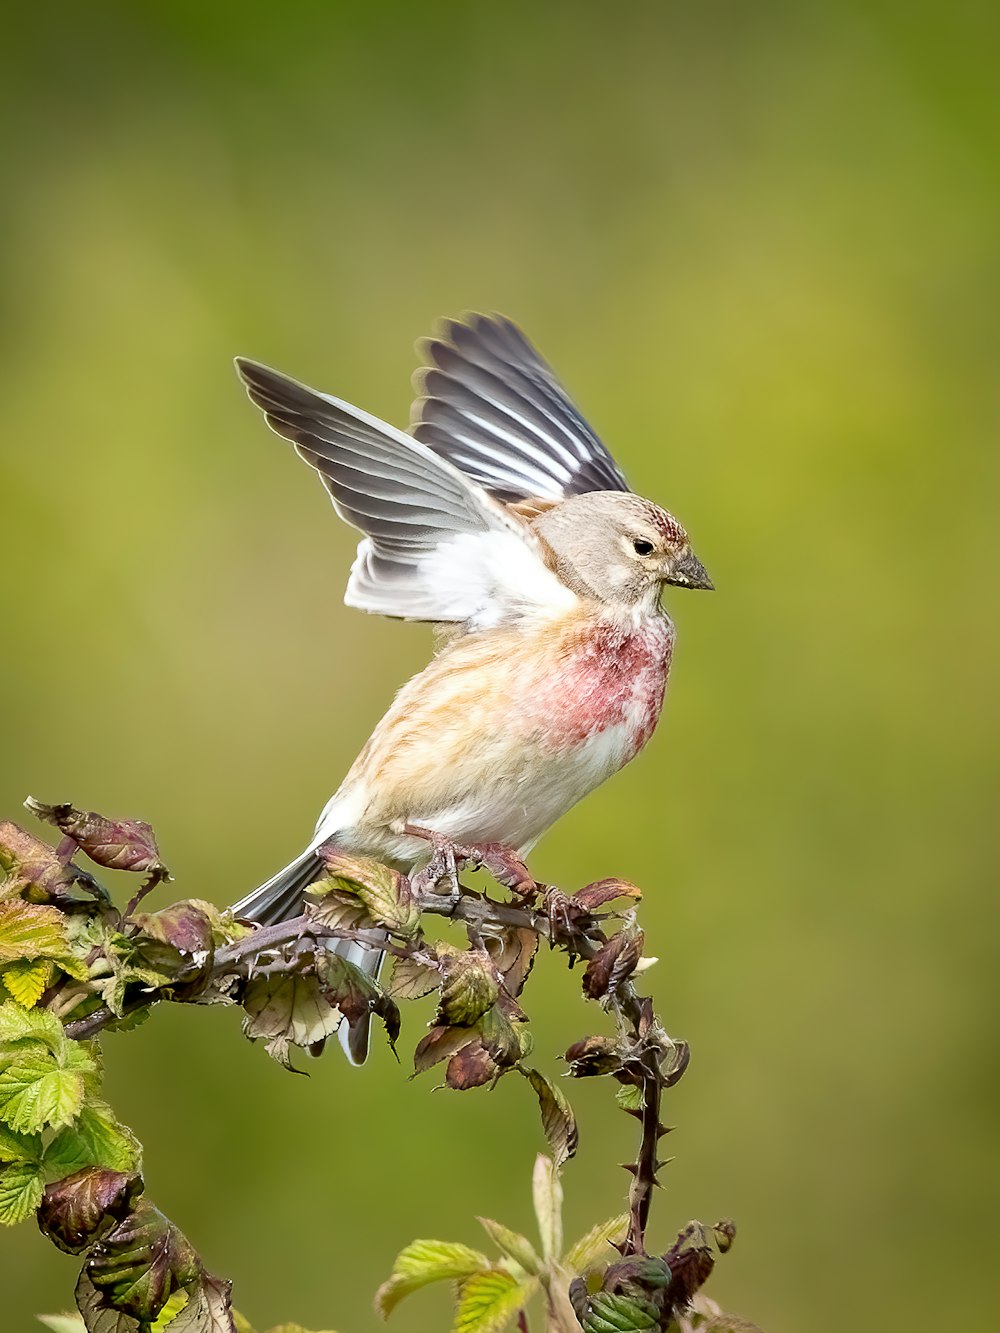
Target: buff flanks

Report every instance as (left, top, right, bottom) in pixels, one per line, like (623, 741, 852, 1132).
(230, 313, 712, 1062)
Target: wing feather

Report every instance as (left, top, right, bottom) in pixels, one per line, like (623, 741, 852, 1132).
(410, 312, 630, 502)
(235, 357, 576, 627)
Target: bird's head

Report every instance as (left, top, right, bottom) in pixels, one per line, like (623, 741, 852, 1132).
(532, 491, 713, 608)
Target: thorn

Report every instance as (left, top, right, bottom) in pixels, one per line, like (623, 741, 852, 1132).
(624, 1108, 643, 1122)
(656, 1123, 675, 1138)
(620, 1162, 639, 1175)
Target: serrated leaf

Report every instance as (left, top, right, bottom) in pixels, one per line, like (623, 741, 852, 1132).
(74, 1268, 142, 1333)
(46, 1100, 143, 1177)
(0, 898, 69, 963)
(0, 1050, 84, 1132)
(387, 955, 440, 1001)
(315, 851, 420, 938)
(241, 973, 342, 1066)
(581, 930, 644, 1001)
(452, 1269, 530, 1333)
(2, 956, 52, 1007)
(573, 879, 642, 912)
(38, 1166, 142, 1254)
(0, 1157, 44, 1223)
(130, 902, 216, 955)
(155, 1273, 235, 1333)
(476, 1217, 541, 1275)
(5, 1157, 46, 1232)
(615, 1085, 643, 1112)
(531, 1155, 562, 1264)
(375, 1239, 490, 1318)
(86, 1198, 201, 1322)
(0, 820, 74, 899)
(524, 1070, 578, 1169)
(583, 1291, 658, 1331)
(486, 928, 538, 1000)
(26, 800, 166, 877)
(564, 1035, 624, 1079)
(0, 998, 66, 1052)
(445, 1039, 499, 1091)
(0, 1119, 41, 1162)
(412, 1025, 472, 1077)
(435, 952, 499, 1028)
(564, 1214, 630, 1274)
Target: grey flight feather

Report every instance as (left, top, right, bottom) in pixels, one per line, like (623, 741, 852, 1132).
(234, 356, 527, 622)
(410, 312, 630, 503)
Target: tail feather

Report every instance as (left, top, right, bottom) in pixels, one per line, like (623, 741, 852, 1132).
(231, 844, 385, 1066)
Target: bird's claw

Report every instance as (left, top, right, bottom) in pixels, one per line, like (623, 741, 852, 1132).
(403, 826, 536, 903)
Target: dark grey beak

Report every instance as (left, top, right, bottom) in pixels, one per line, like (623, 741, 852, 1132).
(664, 546, 714, 591)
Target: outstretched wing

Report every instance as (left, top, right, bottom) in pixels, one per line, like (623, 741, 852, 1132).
(410, 313, 630, 503)
(235, 358, 577, 628)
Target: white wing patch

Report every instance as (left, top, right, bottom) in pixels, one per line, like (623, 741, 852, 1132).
(415, 530, 579, 630)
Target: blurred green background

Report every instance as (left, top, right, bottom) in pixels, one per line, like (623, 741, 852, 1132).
(2, 1, 998, 1328)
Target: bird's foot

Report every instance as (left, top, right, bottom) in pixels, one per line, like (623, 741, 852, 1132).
(402, 826, 535, 903)
(405, 826, 462, 904)
(542, 885, 578, 947)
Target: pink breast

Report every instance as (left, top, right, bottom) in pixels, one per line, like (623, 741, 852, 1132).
(528, 617, 674, 755)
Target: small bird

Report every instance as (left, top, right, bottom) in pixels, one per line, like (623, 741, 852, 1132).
(231, 314, 712, 1061)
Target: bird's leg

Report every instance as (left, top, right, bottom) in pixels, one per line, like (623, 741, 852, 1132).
(401, 825, 536, 904)
(403, 824, 462, 904)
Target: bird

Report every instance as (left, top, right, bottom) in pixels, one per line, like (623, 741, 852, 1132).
(231, 313, 712, 1062)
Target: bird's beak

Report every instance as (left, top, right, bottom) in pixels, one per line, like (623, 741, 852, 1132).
(663, 546, 714, 591)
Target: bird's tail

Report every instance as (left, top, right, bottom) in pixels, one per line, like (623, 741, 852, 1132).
(231, 843, 385, 1065)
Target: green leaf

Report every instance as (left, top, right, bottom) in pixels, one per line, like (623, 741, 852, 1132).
(74, 1268, 142, 1333)
(615, 1085, 643, 1112)
(531, 1155, 562, 1264)
(153, 1273, 235, 1333)
(0, 898, 69, 963)
(582, 1291, 659, 1331)
(435, 952, 499, 1028)
(564, 1214, 629, 1274)
(375, 1239, 491, 1318)
(241, 972, 342, 1067)
(387, 955, 440, 1001)
(314, 852, 420, 938)
(476, 1217, 541, 1275)
(524, 1069, 578, 1169)
(0, 1049, 84, 1132)
(37, 1315, 87, 1333)
(0, 997, 67, 1052)
(2, 956, 52, 1007)
(38, 1165, 142, 1254)
(149, 1289, 190, 1330)
(0, 1119, 42, 1163)
(46, 1100, 143, 1176)
(412, 1025, 472, 1077)
(86, 1198, 201, 1322)
(452, 1269, 531, 1333)
(0, 1157, 45, 1223)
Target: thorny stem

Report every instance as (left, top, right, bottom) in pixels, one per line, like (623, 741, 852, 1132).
(63, 878, 680, 1258)
(626, 1045, 665, 1256)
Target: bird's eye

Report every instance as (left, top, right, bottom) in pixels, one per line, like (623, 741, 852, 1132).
(632, 538, 654, 556)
